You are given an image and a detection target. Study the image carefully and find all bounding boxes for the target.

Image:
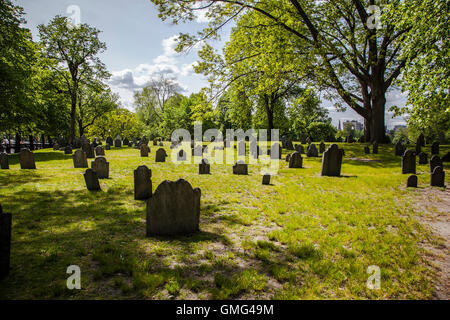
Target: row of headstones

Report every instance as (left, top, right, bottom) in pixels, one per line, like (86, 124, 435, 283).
(403, 151, 445, 187)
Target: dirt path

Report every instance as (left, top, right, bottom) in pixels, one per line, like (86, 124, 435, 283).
(414, 187, 450, 299)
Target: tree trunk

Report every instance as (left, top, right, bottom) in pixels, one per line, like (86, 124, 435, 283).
(264, 94, 274, 141)
(364, 118, 371, 141)
(69, 95, 77, 145)
(370, 90, 387, 143)
(29, 135, 34, 151)
(78, 120, 84, 137)
(15, 133, 21, 153)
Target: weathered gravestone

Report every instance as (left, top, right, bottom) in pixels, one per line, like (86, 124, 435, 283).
(81, 142, 95, 159)
(105, 144, 111, 150)
(134, 165, 152, 200)
(84, 168, 101, 191)
(395, 141, 405, 156)
(140, 144, 150, 157)
(0, 153, 9, 169)
(406, 175, 418, 188)
(95, 145, 105, 157)
(431, 166, 445, 187)
(146, 179, 201, 236)
(199, 159, 210, 174)
(431, 142, 439, 155)
(64, 145, 72, 155)
(372, 142, 378, 154)
(321, 144, 344, 177)
(262, 174, 271, 185)
(0, 204, 12, 279)
(418, 152, 428, 165)
(289, 151, 303, 168)
(346, 135, 354, 143)
(106, 136, 113, 146)
(233, 161, 248, 175)
(72, 150, 88, 168)
(295, 144, 305, 154)
(281, 135, 288, 148)
(402, 150, 416, 174)
(91, 156, 109, 179)
(306, 144, 319, 157)
(429, 155, 443, 173)
(319, 142, 325, 153)
(19, 149, 36, 169)
(123, 138, 129, 146)
(364, 146, 370, 154)
(114, 136, 122, 148)
(417, 133, 425, 147)
(155, 148, 167, 162)
(285, 140, 294, 150)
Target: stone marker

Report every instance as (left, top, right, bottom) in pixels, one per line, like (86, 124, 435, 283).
(262, 174, 271, 185)
(286, 153, 291, 162)
(81, 142, 95, 158)
(0, 153, 9, 169)
(418, 152, 428, 165)
(442, 151, 450, 162)
(395, 141, 405, 156)
(159, 142, 163, 147)
(95, 145, 105, 157)
(105, 144, 111, 150)
(84, 168, 101, 191)
(19, 149, 36, 169)
(106, 136, 113, 146)
(155, 148, 167, 162)
(134, 165, 152, 200)
(431, 166, 445, 187)
(306, 144, 319, 157)
(321, 144, 344, 177)
(285, 140, 294, 150)
(199, 159, 210, 174)
(64, 145, 72, 154)
(140, 144, 150, 157)
(289, 151, 303, 168)
(402, 150, 416, 174)
(415, 143, 421, 155)
(0, 204, 12, 279)
(114, 136, 122, 148)
(346, 135, 354, 143)
(123, 138, 129, 146)
(153, 139, 158, 146)
(417, 133, 425, 147)
(91, 156, 109, 179)
(406, 175, 418, 188)
(146, 179, 201, 236)
(372, 142, 378, 154)
(429, 155, 443, 173)
(431, 142, 439, 155)
(364, 146, 370, 154)
(72, 149, 88, 168)
(319, 142, 325, 153)
(295, 144, 305, 154)
(233, 161, 248, 175)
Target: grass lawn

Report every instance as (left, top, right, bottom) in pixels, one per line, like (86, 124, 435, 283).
(0, 142, 448, 299)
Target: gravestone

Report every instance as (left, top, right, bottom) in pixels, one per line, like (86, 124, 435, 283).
(406, 175, 418, 188)
(306, 144, 319, 157)
(429, 155, 443, 173)
(105, 144, 111, 150)
(106, 136, 113, 146)
(402, 150, 416, 174)
(431, 166, 445, 187)
(114, 136, 122, 148)
(395, 141, 405, 156)
(262, 174, 271, 185)
(417, 133, 425, 147)
(364, 146, 370, 154)
(319, 142, 325, 153)
(442, 151, 450, 162)
(84, 168, 101, 191)
(73, 138, 81, 149)
(155, 148, 167, 162)
(72, 150, 88, 168)
(0, 153, 9, 169)
(159, 142, 163, 147)
(286, 153, 291, 162)
(295, 144, 305, 154)
(431, 142, 439, 155)
(92, 138, 99, 148)
(415, 143, 421, 155)
(95, 145, 105, 157)
(146, 179, 201, 236)
(0, 204, 12, 279)
(19, 149, 36, 169)
(281, 135, 288, 148)
(321, 144, 344, 177)
(306, 137, 312, 145)
(153, 139, 158, 146)
(140, 144, 150, 157)
(233, 161, 248, 175)
(418, 152, 428, 165)
(80, 135, 89, 145)
(177, 150, 187, 161)
(238, 141, 246, 156)
(53, 143, 60, 151)
(81, 142, 95, 159)
(199, 159, 210, 174)
(285, 140, 294, 150)
(91, 156, 109, 179)
(346, 135, 354, 143)
(134, 165, 152, 200)
(372, 142, 378, 154)
(270, 143, 282, 159)
(64, 145, 72, 155)
(289, 151, 303, 168)
(123, 138, 129, 146)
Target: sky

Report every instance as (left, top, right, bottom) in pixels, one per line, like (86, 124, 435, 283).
(15, 0, 407, 129)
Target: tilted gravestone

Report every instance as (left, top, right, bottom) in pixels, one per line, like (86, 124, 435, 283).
(319, 142, 325, 153)
(105, 144, 111, 150)
(321, 144, 344, 177)
(199, 159, 210, 174)
(431, 166, 445, 187)
(19, 149, 36, 169)
(417, 133, 425, 147)
(81, 142, 95, 159)
(95, 145, 105, 157)
(418, 152, 428, 165)
(233, 161, 248, 175)
(140, 144, 150, 157)
(64, 145, 72, 155)
(289, 151, 303, 168)
(91, 156, 109, 179)
(364, 146, 370, 154)
(285, 140, 294, 150)
(134, 165, 152, 200)
(72, 149, 88, 168)
(106, 136, 113, 146)
(402, 150, 416, 174)
(262, 174, 271, 185)
(84, 168, 101, 191)
(306, 144, 319, 157)
(429, 155, 443, 173)
(0, 153, 9, 169)
(395, 141, 405, 156)
(406, 175, 418, 188)
(295, 144, 305, 154)
(114, 136, 122, 148)
(431, 142, 439, 155)
(146, 179, 201, 236)
(270, 143, 282, 160)
(372, 142, 378, 154)
(0, 204, 12, 279)
(155, 148, 167, 162)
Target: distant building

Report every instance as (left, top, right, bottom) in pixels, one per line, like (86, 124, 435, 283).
(343, 120, 364, 132)
(393, 125, 406, 132)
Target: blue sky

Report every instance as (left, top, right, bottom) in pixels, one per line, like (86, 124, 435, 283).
(15, 0, 407, 129)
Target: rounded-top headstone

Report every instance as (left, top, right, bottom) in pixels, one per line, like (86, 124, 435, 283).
(406, 175, 418, 188)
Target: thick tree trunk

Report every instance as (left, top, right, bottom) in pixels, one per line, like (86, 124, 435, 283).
(264, 94, 274, 141)
(364, 118, 370, 141)
(29, 135, 34, 151)
(69, 96, 77, 145)
(78, 120, 84, 137)
(370, 91, 387, 143)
